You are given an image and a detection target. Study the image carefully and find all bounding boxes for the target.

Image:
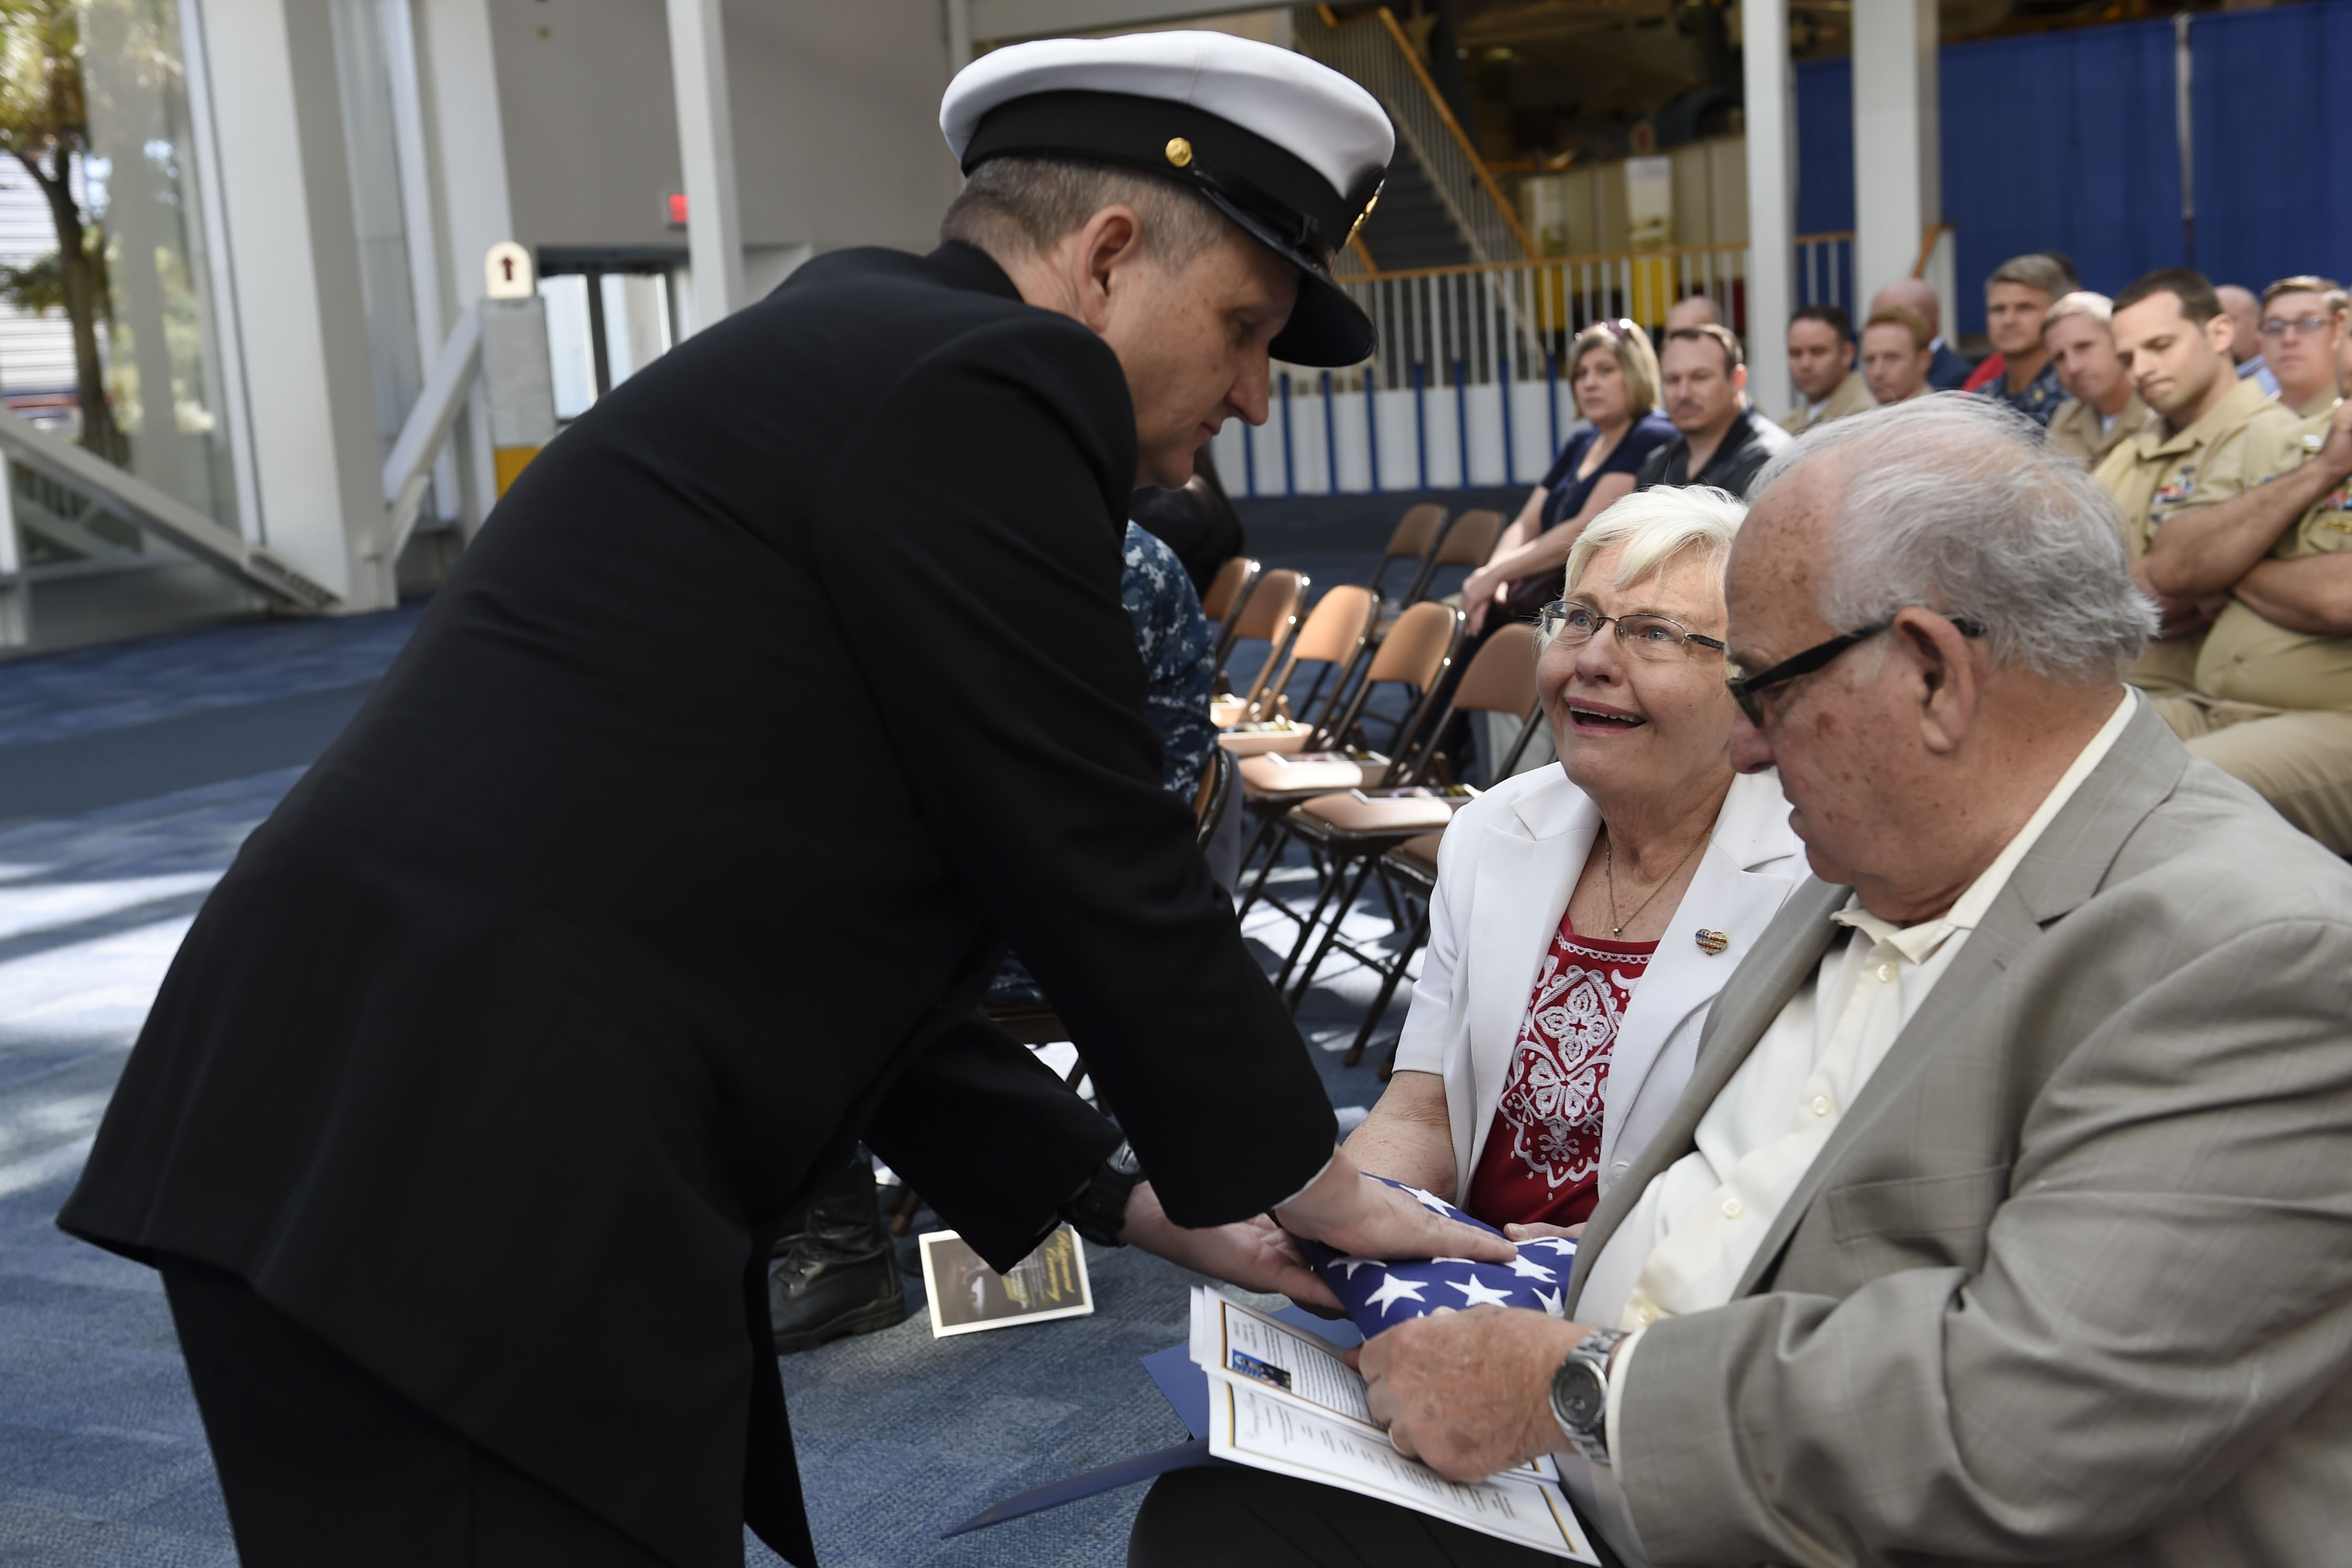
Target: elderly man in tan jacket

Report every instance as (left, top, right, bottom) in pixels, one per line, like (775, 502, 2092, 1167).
(1131, 394, 2352, 1568)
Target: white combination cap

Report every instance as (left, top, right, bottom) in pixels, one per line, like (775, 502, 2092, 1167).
(940, 31, 1394, 366)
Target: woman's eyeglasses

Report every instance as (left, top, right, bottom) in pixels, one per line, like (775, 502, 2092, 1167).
(1538, 600, 1726, 660)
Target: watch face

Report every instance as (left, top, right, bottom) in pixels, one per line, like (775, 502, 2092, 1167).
(1554, 1362, 1605, 1427)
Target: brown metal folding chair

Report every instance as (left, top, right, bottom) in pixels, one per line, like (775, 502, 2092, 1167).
(1217, 582, 1377, 753)
(1212, 568, 1306, 713)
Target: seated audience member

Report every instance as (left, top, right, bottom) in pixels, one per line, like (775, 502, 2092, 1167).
(2098, 267, 2304, 696)
(1873, 277, 1972, 391)
(1968, 252, 2068, 424)
(1858, 306, 1934, 405)
(2042, 290, 2159, 466)
(2258, 275, 2347, 418)
(1129, 446, 1244, 596)
(2136, 377, 2352, 852)
(1135, 394, 2352, 1568)
(1464, 321, 1675, 638)
(1664, 294, 1719, 332)
(1632, 325, 1790, 497)
(1777, 304, 1871, 436)
(2219, 282, 2282, 398)
(1343, 488, 1803, 1245)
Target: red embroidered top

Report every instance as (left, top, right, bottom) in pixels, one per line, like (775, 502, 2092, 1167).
(1463, 911, 1656, 1230)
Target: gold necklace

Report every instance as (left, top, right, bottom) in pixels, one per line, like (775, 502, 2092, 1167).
(1603, 831, 1706, 939)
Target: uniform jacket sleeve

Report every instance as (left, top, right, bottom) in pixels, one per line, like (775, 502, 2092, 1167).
(807, 312, 1335, 1227)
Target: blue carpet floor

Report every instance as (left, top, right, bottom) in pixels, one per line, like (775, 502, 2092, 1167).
(0, 490, 1466, 1565)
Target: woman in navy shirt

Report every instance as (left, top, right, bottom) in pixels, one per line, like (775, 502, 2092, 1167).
(1462, 320, 1676, 635)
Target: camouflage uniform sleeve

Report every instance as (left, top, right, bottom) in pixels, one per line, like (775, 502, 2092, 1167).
(1120, 523, 1218, 799)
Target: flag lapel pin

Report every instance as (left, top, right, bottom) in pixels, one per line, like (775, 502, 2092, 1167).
(1695, 929, 1730, 956)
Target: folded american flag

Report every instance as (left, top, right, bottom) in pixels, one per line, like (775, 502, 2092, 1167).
(1298, 1177, 1576, 1339)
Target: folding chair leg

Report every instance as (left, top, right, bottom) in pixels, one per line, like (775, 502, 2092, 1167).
(1287, 853, 1383, 1010)
(1273, 856, 1351, 992)
(1234, 812, 1291, 917)
(1343, 900, 1432, 1068)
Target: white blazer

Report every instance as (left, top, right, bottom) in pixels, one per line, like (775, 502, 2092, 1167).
(1388, 765, 1806, 1208)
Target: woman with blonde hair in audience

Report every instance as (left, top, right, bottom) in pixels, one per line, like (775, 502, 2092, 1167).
(1346, 485, 1804, 1241)
(1461, 321, 1677, 639)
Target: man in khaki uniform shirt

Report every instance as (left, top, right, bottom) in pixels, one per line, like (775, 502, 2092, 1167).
(2041, 290, 2160, 465)
(1778, 302, 1874, 436)
(2097, 269, 2304, 695)
(2145, 391, 2352, 850)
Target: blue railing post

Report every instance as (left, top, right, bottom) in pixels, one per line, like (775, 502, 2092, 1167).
(1545, 349, 1560, 461)
(1412, 361, 1428, 491)
(1364, 367, 1382, 494)
(1498, 347, 1515, 486)
(1279, 372, 1296, 497)
(1452, 359, 1469, 489)
(1321, 370, 1339, 493)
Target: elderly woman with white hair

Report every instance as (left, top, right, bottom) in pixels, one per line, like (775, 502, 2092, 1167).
(1343, 486, 1806, 1238)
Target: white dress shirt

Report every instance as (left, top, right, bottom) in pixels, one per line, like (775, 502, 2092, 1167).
(1559, 691, 2135, 1559)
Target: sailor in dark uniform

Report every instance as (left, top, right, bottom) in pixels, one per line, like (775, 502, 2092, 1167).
(57, 30, 1508, 1568)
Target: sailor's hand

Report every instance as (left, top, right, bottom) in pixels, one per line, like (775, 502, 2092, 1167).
(1120, 1182, 1341, 1310)
(1272, 1147, 1515, 1266)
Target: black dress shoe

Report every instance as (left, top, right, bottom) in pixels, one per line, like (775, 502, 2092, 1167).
(768, 1154, 907, 1355)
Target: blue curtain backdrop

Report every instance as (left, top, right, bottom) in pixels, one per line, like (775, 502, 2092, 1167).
(1789, 0, 2351, 338)
(2191, 0, 2352, 298)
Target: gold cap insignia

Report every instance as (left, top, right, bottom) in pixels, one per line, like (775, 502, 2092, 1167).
(1695, 929, 1730, 956)
(1343, 188, 1382, 250)
(1164, 136, 1193, 168)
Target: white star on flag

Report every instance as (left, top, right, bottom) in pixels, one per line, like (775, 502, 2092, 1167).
(1534, 1286, 1563, 1318)
(1408, 1186, 1455, 1216)
(1507, 1254, 1558, 1282)
(1362, 1272, 1430, 1315)
(1448, 1275, 1516, 1309)
(1331, 1256, 1383, 1279)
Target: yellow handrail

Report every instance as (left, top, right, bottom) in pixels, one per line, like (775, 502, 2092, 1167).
(1909, 221, 1957, 279)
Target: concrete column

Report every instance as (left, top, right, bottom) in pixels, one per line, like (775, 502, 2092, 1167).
(667, 0, 745, 331)
(1741, 0, 1796, 419)
(195, 0, 397, 611)
(946, 0, 975, 73)
(415, 0, 516, 535)
(1852, 0, 1941, 309)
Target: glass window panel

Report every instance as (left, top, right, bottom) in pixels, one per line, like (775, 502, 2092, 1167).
(539, 274, 596, 420)
(75, 0, 241, 529)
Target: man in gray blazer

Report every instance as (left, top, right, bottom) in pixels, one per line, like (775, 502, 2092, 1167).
(1132, 395, 2352, 1567)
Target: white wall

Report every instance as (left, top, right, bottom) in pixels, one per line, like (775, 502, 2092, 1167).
(488, 0, 961, 257)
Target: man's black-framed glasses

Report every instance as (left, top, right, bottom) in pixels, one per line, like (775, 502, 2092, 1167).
(1537, 600, 1727, 661)
(1724, 613, 1988, 727)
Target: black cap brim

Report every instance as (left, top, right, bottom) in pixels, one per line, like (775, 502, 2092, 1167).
(961, 90, 1382, 367)
(1193, 186, 1375, 367)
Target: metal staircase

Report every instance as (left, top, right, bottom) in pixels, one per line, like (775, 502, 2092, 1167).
(1297, 5, 1534, 275)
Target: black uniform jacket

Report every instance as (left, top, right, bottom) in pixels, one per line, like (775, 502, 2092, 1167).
(58, 243, 1336, 1567)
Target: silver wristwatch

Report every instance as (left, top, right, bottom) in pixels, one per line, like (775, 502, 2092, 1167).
(1549, 1327, 1628, 1466)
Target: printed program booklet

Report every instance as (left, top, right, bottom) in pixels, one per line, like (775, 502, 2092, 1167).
(1190, 1288, 1599, 1561)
